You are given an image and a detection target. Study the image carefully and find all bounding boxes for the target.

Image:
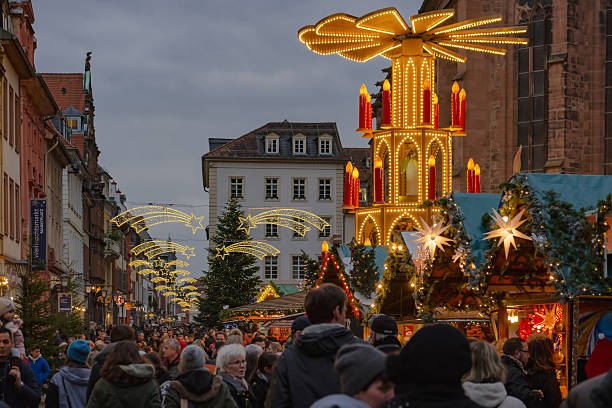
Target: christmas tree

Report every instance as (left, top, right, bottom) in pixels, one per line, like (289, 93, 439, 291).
(301, 250, 321, 289)
(349, 241, 379, 298)
(316, 246, 360, 319)
(196, 199, 261, 327)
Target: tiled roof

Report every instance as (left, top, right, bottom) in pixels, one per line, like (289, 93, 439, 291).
(204, 121, 347, 161)
(41, 73, 85, 112)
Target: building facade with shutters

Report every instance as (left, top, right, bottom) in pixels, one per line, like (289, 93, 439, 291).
(202, 121, 349, 286)
(417, 0, 608, 193)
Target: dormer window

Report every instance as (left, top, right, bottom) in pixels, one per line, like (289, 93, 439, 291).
(265, 134, 279, 154)
(319, 135, 332, 155)
(293, 135, 306, 155)
(66, 117, 80, 131)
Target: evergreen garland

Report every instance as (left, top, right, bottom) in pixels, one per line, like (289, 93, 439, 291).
(301, 250, 322, 289)
(196, 199, 261, 327)
(370, 247, 417, 320)
(349, 241, 379, 298)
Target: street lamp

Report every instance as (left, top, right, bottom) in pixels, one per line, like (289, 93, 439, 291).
(85, 283, 92, 294)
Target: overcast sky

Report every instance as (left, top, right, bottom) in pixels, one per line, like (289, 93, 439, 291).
(32, 0, 422, 275)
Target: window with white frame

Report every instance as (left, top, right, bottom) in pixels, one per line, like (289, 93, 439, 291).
(265, 135, 279, 154)
(319, 217, 331, 238)
(264, 256, 278, 279)
(293, 135, 306, 155)
(292, 255, 305, 280)
(318, 178, 332, 200)
(265, 178, 278, 200)
(319, 136, 332, 155)
(265, 223, 278, 238)
(293, 178, 306, 200)
(230, 177, 243, 199)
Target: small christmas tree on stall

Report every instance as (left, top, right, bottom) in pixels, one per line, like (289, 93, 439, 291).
(349, 240, 379, 298)
(315, 241, 360, 319)
(196, 199, 261, 327)
(301, 250, 321, 289)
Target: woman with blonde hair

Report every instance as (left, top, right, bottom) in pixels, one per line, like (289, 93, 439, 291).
(462, 341, 526, 408)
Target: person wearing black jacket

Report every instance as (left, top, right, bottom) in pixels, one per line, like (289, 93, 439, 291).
(527, 339, 562, 408)
(501, 338, 545, 408)
(265, 283, 362, 408)
(0, 327, 40, 407)
(248, 352, 278, 408)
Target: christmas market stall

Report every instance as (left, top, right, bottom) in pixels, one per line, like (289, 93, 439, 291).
(223, 290, 307, 340)
(479, 173, 612, 391)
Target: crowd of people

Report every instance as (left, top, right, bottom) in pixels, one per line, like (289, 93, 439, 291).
(0, 284, 608, 407)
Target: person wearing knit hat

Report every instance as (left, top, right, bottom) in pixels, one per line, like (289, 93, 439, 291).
(164, 344, 236, 408)
(0, 298, 15, 321)
(311, 344, 393, 408)
(47, 339, 91, 408)
(384, 324, 481, 408)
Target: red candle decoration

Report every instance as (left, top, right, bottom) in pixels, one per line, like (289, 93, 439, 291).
(433, 92, 439, 129)
(423, 80, 431, 125)
(474, 164, 481, 193)
(428, 155, 436, 201)
(343, 161, 353, 208)
(321, 240, 329, 261)
(357, 84, 367, 132)
(467, 158, 475, 193)
(374, 157, 383, 204)
(382, 79, 391, 128)
(366, 92, 372, 131)
(451, 81, 460, 127)
(459, 88, 467, 131)
(352, 167, 360, 208)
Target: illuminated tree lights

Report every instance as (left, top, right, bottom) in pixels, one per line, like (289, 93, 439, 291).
(483, 209, 532, 259)
(315, 250, 360, 319)
(111, 205, 205, 234)
(238, 209, 330, 236)
(214, 241, 280, 260)
(131, 240, 196, 259)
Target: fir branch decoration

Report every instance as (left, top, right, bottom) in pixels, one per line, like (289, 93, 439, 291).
(349, 241, 379, 298)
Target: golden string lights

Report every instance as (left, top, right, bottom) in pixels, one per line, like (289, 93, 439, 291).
(111, 206, 204, 234)
(215, 241, 280, 260)
(131, 240, 196, 260)
(128, 260, 152, 268)
(298, 8, 526, 63)
(238, 209, 329, 236)
(483, 209, 533, 258)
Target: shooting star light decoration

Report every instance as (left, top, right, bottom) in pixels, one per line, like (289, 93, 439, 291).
(129, 260, 152, 268)
(238, 209, 329, 236)
(215, 241, 280, 260)
(137, 269, 158, 276)
(483, 209, 532, 258)
(131, 240, 196, 260)
(298, 8, 527, 63)
(111, 206, 204, 234)
(415, 217, 454, 258)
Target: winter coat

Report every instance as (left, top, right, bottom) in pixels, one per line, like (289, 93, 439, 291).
(27, 355, 50, 385)
(501, 355, 545, 408)
(86, 341, 114, 400)
(248, 370, 271, 408)
(86, 363, 161, 408)
(219, 372, 250, 408)
(162, 369, 237, 408)
(560, 367, 612, 408)
(47, 366, 91, 408)
(166, 356, 180, 380)
(382, 385, 485, 408)
(0, 358, 41, 408)
(311, 394, 371, 408)
(462, 382, 526, 408)
(265, 323, 361, 408)
(527, 369, 562, 408)
(5, 320, 25, 357)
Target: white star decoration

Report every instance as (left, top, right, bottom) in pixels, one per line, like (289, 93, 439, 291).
(483, 209, 532, 258)
(415, 217, 454, 258)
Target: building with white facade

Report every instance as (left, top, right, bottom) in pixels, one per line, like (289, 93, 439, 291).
(202, 121, 349, 286)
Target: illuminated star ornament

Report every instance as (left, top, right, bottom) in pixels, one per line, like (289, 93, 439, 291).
(483, 209, 533, 258)
(111, 205, 204, 234)
(239, 209, 330, 236)
(215, 241, 280, 260)
(415, 217, 454, 258)
(298, 8, 527, 63)
(131, 240, 196, 259)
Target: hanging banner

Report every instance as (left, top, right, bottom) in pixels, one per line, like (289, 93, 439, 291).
(30, 199, 47, 269)
(58, 293, 72, 313)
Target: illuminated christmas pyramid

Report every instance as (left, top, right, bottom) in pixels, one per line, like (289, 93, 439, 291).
(299, 8, 526, 244)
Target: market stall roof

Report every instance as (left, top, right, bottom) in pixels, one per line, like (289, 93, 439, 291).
(228, 290, 306, 314)
(523, 174, 612, 211)
(277, 284, 300, 296)
(338, 244, 389, 280)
